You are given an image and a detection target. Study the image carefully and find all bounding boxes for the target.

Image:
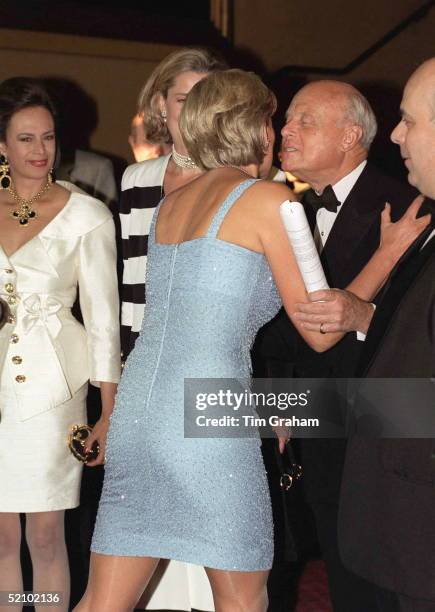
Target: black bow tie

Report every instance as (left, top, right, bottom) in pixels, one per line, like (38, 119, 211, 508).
(304, 184, 340, 213)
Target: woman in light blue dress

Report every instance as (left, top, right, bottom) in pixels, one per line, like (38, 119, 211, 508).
(75, 70, 425, 612)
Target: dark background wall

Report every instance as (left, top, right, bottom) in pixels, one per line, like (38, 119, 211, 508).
(0, 0, 434, 170)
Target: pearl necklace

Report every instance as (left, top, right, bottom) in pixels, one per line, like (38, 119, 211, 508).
(8, 175, 52, 226)
(171, 145, 198, 170)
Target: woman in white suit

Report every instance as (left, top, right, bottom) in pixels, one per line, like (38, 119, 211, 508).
(0, 77, 120, 611)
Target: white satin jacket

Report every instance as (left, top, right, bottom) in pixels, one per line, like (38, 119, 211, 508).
(0, 190, 121, 420)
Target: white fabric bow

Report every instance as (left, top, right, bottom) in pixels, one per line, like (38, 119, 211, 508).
(21, 294, 63, 337)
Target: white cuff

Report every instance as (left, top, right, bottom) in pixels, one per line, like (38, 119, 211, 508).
(356, 303, 376, 342)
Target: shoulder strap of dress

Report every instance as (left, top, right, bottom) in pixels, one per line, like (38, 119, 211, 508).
(206, 178, 258, 238)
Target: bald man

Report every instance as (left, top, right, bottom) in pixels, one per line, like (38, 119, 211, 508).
(298, 60, 435, 611)
(254, 80, 417, 611)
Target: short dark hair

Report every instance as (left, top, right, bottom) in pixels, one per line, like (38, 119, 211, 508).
(0, 77, 57, 141)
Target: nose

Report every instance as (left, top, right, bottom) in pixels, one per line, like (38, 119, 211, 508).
(391, 120, 404, 145)
(281, 121, 291, 138)
(33, 138, 47, 155)
(281, 116, 300, 142)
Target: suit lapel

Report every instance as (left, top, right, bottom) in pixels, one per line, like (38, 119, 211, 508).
(377, 204, 434, 302)
(0, 244, 12, 271)
(322, 199, 378, 286)
(300, 187, 375, 286)
(303, 197, 317, 233)
(309, 165, 385, 287)
(359, 231, 435, 375)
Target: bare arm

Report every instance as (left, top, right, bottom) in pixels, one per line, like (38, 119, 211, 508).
(343, 198, 429, 299)
(257, 188, 430, 352)
(293, 196, 432, 336)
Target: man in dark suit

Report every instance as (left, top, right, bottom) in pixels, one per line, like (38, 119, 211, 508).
(255, 80, 417, 611)
(295, 60, 435, 611)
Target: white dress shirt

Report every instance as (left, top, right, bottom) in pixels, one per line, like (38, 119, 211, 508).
(315, 160, 367, 248)
(313, 160, 368, 338)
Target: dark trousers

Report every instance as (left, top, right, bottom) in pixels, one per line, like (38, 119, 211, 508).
(310, 499, 378, 611)
(375, 585, 435, 611)
(301, 437, 378, 612)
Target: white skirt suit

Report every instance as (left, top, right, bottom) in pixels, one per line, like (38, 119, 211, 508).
(0, 189, 121, 512)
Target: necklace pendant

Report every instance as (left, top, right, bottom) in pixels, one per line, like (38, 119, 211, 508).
(7, 175, 50, 226)
(11, 207, 37, 225)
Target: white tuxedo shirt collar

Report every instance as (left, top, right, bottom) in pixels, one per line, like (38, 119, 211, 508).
(331, 160, 367, 204)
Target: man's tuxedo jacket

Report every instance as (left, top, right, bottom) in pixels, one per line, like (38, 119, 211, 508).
(253, 162, 417, 503)
(256, 162, 417, 375)
(339, 220, 435, 601)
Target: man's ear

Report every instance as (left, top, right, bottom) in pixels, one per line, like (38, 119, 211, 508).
(341, 125, 363, 151)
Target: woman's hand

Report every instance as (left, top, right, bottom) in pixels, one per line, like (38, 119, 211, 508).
(83, 381, 117, 466)
(379, 196, 431, 265)
(84, 416, 110, 467)
(273, 424, 291, 453)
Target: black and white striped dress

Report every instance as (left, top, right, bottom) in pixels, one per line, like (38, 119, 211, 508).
(120, 154, 170, 358)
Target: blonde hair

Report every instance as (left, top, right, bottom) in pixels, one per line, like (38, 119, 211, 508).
(179, 69, 277, 170)
(138, 48, 225, 144)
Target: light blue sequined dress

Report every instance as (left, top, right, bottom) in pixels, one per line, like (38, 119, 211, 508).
(92, 180, 282, 571)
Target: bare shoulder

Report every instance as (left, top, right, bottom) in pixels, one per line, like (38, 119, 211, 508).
(248, 180, 295, 215)
(253, 179, 293, 202)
